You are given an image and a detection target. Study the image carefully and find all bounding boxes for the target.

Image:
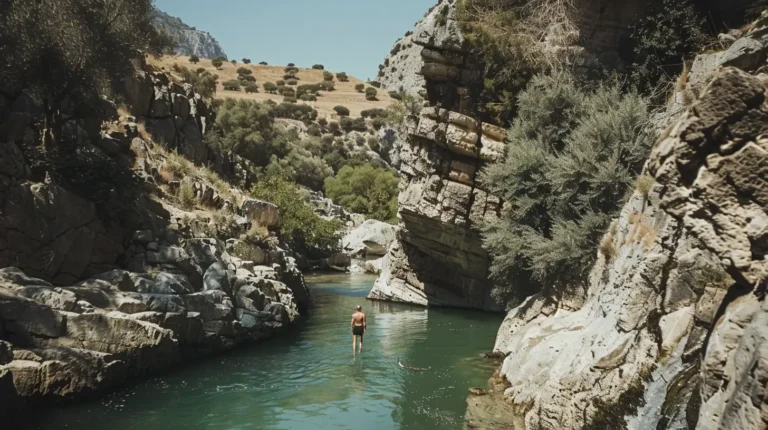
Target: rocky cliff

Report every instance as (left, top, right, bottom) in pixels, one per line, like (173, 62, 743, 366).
(0, 61, 311, 415)
(465, 19, 768, 429)
(153, 8, 227, 59)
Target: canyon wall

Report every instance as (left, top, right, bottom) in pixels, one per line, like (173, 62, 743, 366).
(466, 18, 768, 429)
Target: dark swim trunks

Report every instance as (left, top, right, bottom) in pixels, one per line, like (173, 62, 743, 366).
(352, 326, 364, 336)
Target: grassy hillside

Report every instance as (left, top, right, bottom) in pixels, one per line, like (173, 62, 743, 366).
(149, 56, 393, 118)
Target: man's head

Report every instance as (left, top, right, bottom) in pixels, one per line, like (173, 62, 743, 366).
(356, 305, 362, 311)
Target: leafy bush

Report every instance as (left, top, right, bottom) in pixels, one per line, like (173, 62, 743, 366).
(279, 87, 296, 97)
(251, 168, 341, 256)
(212, 58, 223, 69)
(283, 73, 299, 81)
(300, 93, 317, 101)
(325, 165, 399, 223)
(189, 55, 200, 64)
(242, 58, 251, 64)
(355, 83, 365, 93)
(368, 81, 382, 88)
(318, 118, 328, 127)
(222, 79, 241, 91)
(361, 108, 386, 119)
(297, 83, 321, 98)
(318, 81, 335, 91)
(283, 96, 297, 103)
(340, 116, 366, 132)
(333, 105, 351, 117)
(269, 149, 334, 191)
(287, 78, 298, 86)
(259, 61, 268, 65)
(389, 91, 403, 100)
(237, 67, 252, 76)
(481, 73, 654, 303)
(336, 72, 349, 82)
(390, 43, 402, 56)
(263, 82, 278, 93)
(244, 83, 258, 93)
(365, 87, 378, 101)
(273, 102, 318, 122)
(312, 64, 324, 70)
(209, 99, 286, 166)
(630, 0, 710, 98)
(323, 71, 334, 82)
(172, 64, 218, 98)
(285, 66, 299, 74)
(287, 62, 296, 67)
(277, 80, 286, 87)
(178, 181, 196, 210)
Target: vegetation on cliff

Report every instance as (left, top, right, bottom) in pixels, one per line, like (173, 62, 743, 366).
(481, 73, 653, 302)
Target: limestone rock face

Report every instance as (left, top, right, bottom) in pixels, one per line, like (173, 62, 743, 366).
(0, 233, 308, 407)
(341, 219, 398, 258)
(369, 108, 504, 311)
(152, 8, 227, 60)
(465, 68, 768, 429)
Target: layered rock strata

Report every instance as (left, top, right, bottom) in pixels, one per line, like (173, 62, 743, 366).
(369, 107, 505, 310)
(465, 66, 768, 429)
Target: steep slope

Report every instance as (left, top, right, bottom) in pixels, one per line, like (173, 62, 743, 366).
(465, 23, 768, 430)
(153, 8, 227, 59)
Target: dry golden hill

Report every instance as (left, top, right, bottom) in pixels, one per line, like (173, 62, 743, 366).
(149, 55, 393, 119)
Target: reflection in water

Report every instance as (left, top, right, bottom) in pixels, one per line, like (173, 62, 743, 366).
(28, 273, 502, 430)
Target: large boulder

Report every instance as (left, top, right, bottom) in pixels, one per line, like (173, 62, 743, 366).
(240, 199, 280, 228)
(341, 219, 398, 258)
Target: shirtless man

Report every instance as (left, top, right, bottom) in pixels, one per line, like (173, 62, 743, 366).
(351, 305, 366, 353)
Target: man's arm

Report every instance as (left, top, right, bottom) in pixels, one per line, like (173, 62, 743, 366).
(363, 314, 367, 331)
(351, 316, 355, 327)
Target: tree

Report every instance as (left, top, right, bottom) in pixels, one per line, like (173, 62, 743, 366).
(0, 0, 173, 148)
(189, 54, 200, 64)
(231, 59, 237, 65)
(259, 61, 268, 65)
(210, 98, 286, 166)
(276, 80, 286, 87)
(237, 67, 252, 76)
(333, 106, 350, 117)
(312, 64, 324, 70)
(242, 58, 251, 64)
(365, 87, 378, 101)
(355, 83, 365, 93)
(336, 72, 349, 82)
(212, 58, 223, 69)
(319, 81, 335, 91)
(263, 82, 278, 94)
(287, 79, 298, 86)
(325, 165, 399, 223)
(481, 73, 653, 304)
(222, 80, 241, 91)
(287, 62, 296, 67)
(172, 64, 218, 98)
(323, 71, 334, 82)
(251, 168, 341, 256)
(244, 83, 258, 93)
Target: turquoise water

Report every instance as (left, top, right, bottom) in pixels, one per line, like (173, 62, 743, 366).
(27, 273, 502, 430)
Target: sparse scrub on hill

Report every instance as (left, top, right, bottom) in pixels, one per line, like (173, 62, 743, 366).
(340, 117, 367, 132)
(251, 168, 341, 256)
(287, 62, 296, 67)
(283, 96, 297, 103)
(243, 58, 251, 64)
(481, 73, 654, 303)
(239, 74, 256, 83)
(189, 55, 200, 64)
(334, 106, 351, 117)
(285, 66, 299, 74)
(390, 43, 402, 56)
(336, 72, 349, 82)
(318, 81, 335, 91)
(365, 87, 378, 101)
(312, 64, 325, 70)
(361, 108, 387, 119)
(283, 73, 299, 81)
(263, 82, 278, 93)
(287, 79, 298, 86)
(325, 165, 399, 224)
(300, 93, 317, 101)
(277, 80, 286, 87)
(178, 181, 197, 210)
(259, 61, 268, 65)
(355, 83, 365, 93)
(222, 80, 241, 91)
(279, 87, 296, 97)
(297, 84, 321, 98)
(323, 71, 334, 82)
(273, 102, 318, 122)
(237, 67, 252, 76)
(268, 149, 334, 192)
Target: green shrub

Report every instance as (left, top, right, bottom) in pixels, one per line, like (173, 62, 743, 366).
(388, 91, 403, 100)
(279, 87, 296, 97)
(368, 81, 381, 88)
(336, 72, 349, 82)
(242, 58, 251, 64)
(189, 55, 200, 64)
(222, 79, 241, 91)
(365, 87, 378, 101)
(284, 66, 299, 74)
(178, 181, 197, 210)
(300, 93, 317, 101)
(283, 96, 297, 103)
(237, 67, 252, 76)
(329, 121, 340, 133)
(283, 73, 299, 81)
(361, 108, 386, 119)
(481, 73, 654, 303)
(390, 43, 402, 56)
(333, 105, 350, 117)
(263, 82, 278, 93)
(355, 83, 365, 93)
(318, 118, 328, 127)
(276, 80, 286, 87)
(340, 116, 366, 132)
(231, 59, 237, 65)
(209, 98, 286, 166)
(251, 168, 341, 256)
(325, 165, 399, 223)
(287, 62, 295, 67)
(630, 0, 710, 98)
(259, 61, 268, 65)
(367, 137, 381, 152)
(172, 64, 218, 98)
(307, 124, 322, 137)
(212, 58, 223, 69)
(372, 118, 385, 130)
(273, 102, 318, 122)
(297, 83, 321, 98)
(323, 71, 334, 82)
(287, 78, 298, 86)
(318, 81, 335, 91)
(269, 149, 334, 191)
(244, 83, 258, 93)
(312, 64, 324, 70)
(239, 74, 256, 83)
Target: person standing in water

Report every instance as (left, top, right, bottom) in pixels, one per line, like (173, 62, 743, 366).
(351, 305, 366, 353)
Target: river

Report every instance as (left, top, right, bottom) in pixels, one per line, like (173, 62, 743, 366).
(26, 273, 502, 430)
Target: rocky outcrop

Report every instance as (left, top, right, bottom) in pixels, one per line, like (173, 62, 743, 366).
(464, 65, 768, 429)
(369, 108, 505, 310)
(341, 220, 398, 274)
(152, 8, 227, 60)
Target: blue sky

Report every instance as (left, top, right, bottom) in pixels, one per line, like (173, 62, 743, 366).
(155, 0, 435, 80)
